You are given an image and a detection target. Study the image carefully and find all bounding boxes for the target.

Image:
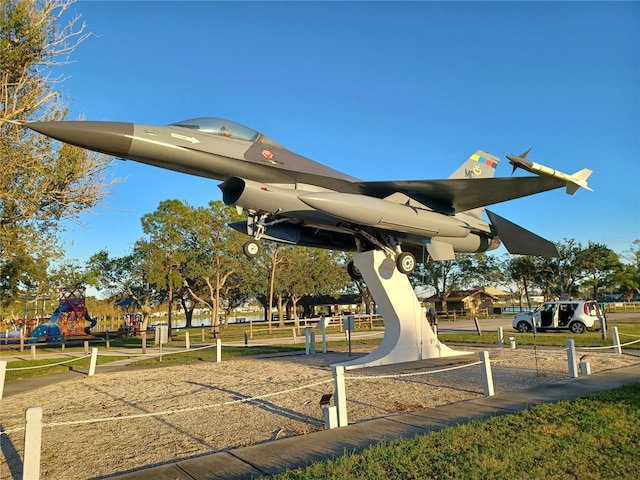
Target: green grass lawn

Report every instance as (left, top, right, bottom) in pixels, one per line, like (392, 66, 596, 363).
(269, 383, 640, 479)
(2, 354, 133, 382)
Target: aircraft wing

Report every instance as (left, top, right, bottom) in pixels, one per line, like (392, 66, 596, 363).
(358, 175, 564, 213)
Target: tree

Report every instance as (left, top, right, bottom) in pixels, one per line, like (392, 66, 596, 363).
(87, 247, 158, 331)
(254, 243, 286, 332)
(577, 242, 621, 300)
(1, 0, 114, 303)
(537, 239, 584, 299)
(507, 256, 539, 310)
(140, 199, 190, 336)
(411, 254, 476, 312)
(179, 201, 247, 333)
(472, 253, 505, 287)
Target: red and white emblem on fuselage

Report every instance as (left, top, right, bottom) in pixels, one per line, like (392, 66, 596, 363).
(261, 150, 274, 160)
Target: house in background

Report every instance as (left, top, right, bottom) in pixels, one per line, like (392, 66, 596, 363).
(421, 286, 512, 315)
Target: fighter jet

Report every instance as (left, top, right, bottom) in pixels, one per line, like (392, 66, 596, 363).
(24, 117, 592, 276)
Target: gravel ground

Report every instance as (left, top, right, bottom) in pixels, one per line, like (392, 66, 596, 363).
(1, 345, 638, 480)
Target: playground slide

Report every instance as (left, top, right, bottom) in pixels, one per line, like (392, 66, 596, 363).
(84, 310, 97, 333)
(27, 304, 69, 344)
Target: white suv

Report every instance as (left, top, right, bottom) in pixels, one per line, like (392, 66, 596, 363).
(513, 300, 603, 334)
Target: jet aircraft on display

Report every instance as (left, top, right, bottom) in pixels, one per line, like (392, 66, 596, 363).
(25, 117, 592, 277)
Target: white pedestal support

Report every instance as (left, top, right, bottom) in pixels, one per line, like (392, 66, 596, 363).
(338, 250, 471, 370)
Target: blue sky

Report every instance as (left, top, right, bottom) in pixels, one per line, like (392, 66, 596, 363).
(55, 1, 639, 264)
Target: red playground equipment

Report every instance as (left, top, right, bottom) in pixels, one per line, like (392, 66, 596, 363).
(28, 286, 97, 343)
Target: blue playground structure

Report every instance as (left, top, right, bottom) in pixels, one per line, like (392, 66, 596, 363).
(27, 286, 96, 343)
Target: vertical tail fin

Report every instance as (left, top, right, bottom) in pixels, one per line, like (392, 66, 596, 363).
(450, 151, 500, 220)
(448, 150, 500, 180)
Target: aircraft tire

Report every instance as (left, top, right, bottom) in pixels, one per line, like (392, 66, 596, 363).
(243, 241, 260, 258)
(347, 261, 362, 281)
(396, 252, 416, 274)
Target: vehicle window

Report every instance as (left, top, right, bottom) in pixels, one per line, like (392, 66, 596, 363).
(584, 302, 599, 315)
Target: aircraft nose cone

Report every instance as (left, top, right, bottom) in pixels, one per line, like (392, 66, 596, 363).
(25, 121, 134, 157)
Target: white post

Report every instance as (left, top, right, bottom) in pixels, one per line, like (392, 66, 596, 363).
(566, 339, 578, 378)
(23, 406, 43, 480)
(31, 344, 36, 361)
(612, 326, 622, 354)
(304, 328, 312, 356)
(216, 338, 222, 363)
(310, 331, 316, 355)
(579, 361, 591, 376)
(185, 331, 190, 351)
(88, 347, 98, 377)
(323, 405, 338, 430)
(497, 326, 504, 347)
(0, 361, 6, 401)
(292, 328, 297, 343)
(479, 351, 495, 396)
(322, 325, 327, 353)
(84, 340, 89, 355)
(332, 365, 348, 427)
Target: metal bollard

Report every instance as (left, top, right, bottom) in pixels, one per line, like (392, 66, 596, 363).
(509, 336, 516, 349)
(185, 331, 190, 350)
(497, 326, 504, 347)
(216, 338, 222, 363)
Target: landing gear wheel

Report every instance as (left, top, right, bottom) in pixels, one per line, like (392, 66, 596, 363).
(396, 252, 416, 274)
(347, 261, 362, 281)
(243, 241, 260, 258)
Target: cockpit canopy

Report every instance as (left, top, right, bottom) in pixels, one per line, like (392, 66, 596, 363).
(171, 117, 260, 142)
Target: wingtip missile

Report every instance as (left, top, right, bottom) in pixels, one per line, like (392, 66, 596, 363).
(506, 150, 593, 195)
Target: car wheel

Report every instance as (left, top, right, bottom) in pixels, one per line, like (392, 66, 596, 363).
(396, 252, 416, 274)
(570, 321, 586, 334)
(347, 261, 362, 280)
(243, 241, 260, 258)
(516, 321, 532, 333)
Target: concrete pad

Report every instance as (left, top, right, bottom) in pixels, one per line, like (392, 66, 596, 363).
(230, 418, 428, 476)
(400, 400, 508, 426)
(107, 463, 193, 480)
(179, 452, 264, 480)
(470, 394, 542, 413)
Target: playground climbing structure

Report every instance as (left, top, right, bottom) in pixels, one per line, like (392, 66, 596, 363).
(28, 286, 97, 343)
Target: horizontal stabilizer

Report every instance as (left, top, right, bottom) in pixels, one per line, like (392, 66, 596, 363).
(486, 210, 559, 258)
